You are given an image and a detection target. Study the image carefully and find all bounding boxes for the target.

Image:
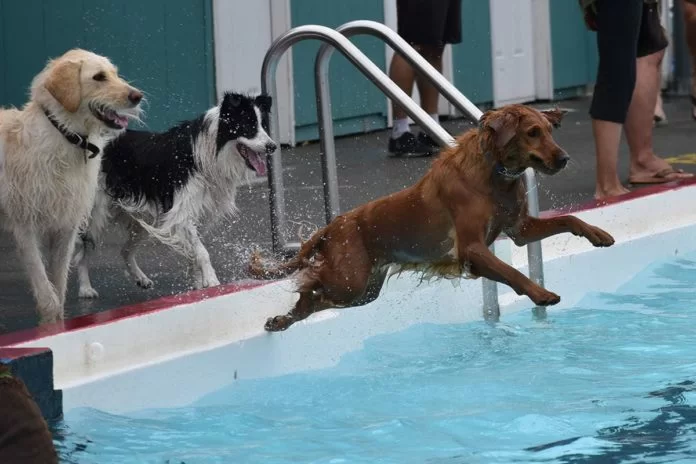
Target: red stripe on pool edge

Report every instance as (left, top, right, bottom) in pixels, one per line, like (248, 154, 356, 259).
(541, 178, 696, 218)
(3, 179, 696, 346)
(0, 280, 269, 347)
(0, 347, 50, 360)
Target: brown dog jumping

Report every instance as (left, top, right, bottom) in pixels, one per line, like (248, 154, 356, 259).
(250, 104, 615, 332)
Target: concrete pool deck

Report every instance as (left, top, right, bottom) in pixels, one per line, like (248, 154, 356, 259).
(0, 95, 695, 335)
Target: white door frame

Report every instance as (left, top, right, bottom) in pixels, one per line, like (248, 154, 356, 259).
(212, 0, 296, 145)
(489, 0, 538, 107)
(269, 0, 296, 146)
(531, 0, 554, 100)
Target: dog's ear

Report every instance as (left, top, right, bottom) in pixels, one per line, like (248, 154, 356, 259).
(540, 107, 568, 129)
(255, 95, 273, 113)
(480, 109, 519, 149)
(44, 59, 83, 113)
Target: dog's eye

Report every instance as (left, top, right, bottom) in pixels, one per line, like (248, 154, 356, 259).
(93, 72, 107, 82)
(527, 127, 541, 138)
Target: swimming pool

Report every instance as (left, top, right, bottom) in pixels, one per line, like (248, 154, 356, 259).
(55, 247, 696, 463)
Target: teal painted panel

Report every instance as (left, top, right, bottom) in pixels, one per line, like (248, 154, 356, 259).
(290, 0, 387, 141)
(0, 0, 215, 131)
(550, 1, 599, 91)
(451, 0, 493, 105)
(585, 32, 599, 84)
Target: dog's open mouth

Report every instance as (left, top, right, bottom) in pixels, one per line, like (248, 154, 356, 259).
(89, 103, 131, 130)
(237, 143, 267, 176)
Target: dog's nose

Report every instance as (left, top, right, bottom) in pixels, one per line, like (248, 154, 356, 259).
(265, 142, 278, 154)
(128, 90, 143, 105)
(555, 152, 570, 169)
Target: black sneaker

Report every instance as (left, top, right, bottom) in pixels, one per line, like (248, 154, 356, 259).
(417, 132, 441, 151)
(388, 132, 433, 157)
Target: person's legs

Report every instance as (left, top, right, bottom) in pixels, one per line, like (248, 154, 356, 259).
(590, 0, 642, 199)
(388, 0, 442, 155)
(388, 51, 416, 128)
(414, 45, 445, 117)
(593, 121, 628, 198)
(626, 2, 692, 183)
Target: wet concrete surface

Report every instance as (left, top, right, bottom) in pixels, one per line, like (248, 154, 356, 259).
(1, 96, 694, 334)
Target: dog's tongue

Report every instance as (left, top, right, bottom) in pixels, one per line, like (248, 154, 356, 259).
(105, 109, 129, 129)
(115, 114, 129, 128)
(249, 152, 267, 176)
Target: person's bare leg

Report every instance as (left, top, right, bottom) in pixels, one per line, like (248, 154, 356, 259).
(388, 52, 416, 121)
(415, 45, 444, 115)
(625, 50, 693, 181)
(593, 120, 630, 198)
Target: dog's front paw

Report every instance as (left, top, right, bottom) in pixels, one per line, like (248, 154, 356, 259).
(202, 276, 220, 288)
(529, 288, 561, 306)
(584, 226, 615, 247)
(78, 286, 99, 299)
(265, 315, 294, 332)
(136, 276, 154, 289)
(38, 298, 63, 325)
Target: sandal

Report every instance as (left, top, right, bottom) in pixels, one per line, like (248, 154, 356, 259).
(628, 168, 694, 185)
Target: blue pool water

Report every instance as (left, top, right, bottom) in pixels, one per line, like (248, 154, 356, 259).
(57, 251, 696, 463)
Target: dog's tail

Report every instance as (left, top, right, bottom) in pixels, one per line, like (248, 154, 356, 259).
(248, 226, 328, 280)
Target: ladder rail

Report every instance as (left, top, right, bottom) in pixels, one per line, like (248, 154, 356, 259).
(314, 20, 544, 320)
(261, 22, 546, 319)
(261, 24, 453, 255)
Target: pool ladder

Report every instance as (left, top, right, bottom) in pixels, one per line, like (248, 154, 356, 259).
(260, 20, 545, 320)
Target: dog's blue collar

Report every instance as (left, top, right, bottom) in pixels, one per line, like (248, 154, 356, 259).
(43, 108, 100, 160)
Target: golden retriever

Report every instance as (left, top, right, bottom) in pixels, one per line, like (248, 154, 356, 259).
(0, 49, 143, 324)
(250, 104, 615, 332)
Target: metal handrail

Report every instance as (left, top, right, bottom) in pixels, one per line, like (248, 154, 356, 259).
(260, 22, 546, 318)
(314, 20, 544, 319)
(261, 24, 453, 255)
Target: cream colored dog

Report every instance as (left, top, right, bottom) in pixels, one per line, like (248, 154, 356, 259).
(0, 49, 143, 324)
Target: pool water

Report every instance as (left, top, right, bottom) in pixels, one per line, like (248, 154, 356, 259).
(56, 251, 696, 463)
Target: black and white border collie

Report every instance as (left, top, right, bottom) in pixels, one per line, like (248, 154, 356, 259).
(74, 92, 276, 298)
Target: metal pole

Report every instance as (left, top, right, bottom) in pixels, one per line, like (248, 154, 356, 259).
(315, 21, 499, 317)
(262, 25, 454, 254)
(329, 20, 483, 121)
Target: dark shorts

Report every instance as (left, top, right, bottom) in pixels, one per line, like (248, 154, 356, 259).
(396, 0, 462, 46)
(590, 0, 669, 123)
(637, 1, 669, 58)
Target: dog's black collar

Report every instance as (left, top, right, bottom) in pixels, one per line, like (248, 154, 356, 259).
(43, 109, 100, 159)
(484, 152, 525, 180)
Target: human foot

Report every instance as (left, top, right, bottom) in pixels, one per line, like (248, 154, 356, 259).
(628, 167, 694, 185)
(594, 185, 630, 200)
(629, 155, 694, 184)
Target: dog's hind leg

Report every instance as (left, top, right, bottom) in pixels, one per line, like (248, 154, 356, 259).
(264, 290, 331, 332)
(121, 223, 154, 289)
(75, 232, 99, 299)
(47, 227, 80, 309)
(12, 227, 62, 323)
(183, 222, 219, 289)
(265, 241, 374, 332)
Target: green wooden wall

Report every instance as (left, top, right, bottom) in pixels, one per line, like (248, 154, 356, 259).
(0, 0, 215, 131)
(290, 0, 388, 142)
(451, 0, 494, 106)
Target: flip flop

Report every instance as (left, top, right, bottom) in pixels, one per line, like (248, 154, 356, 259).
(628, 168, 694, 185)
